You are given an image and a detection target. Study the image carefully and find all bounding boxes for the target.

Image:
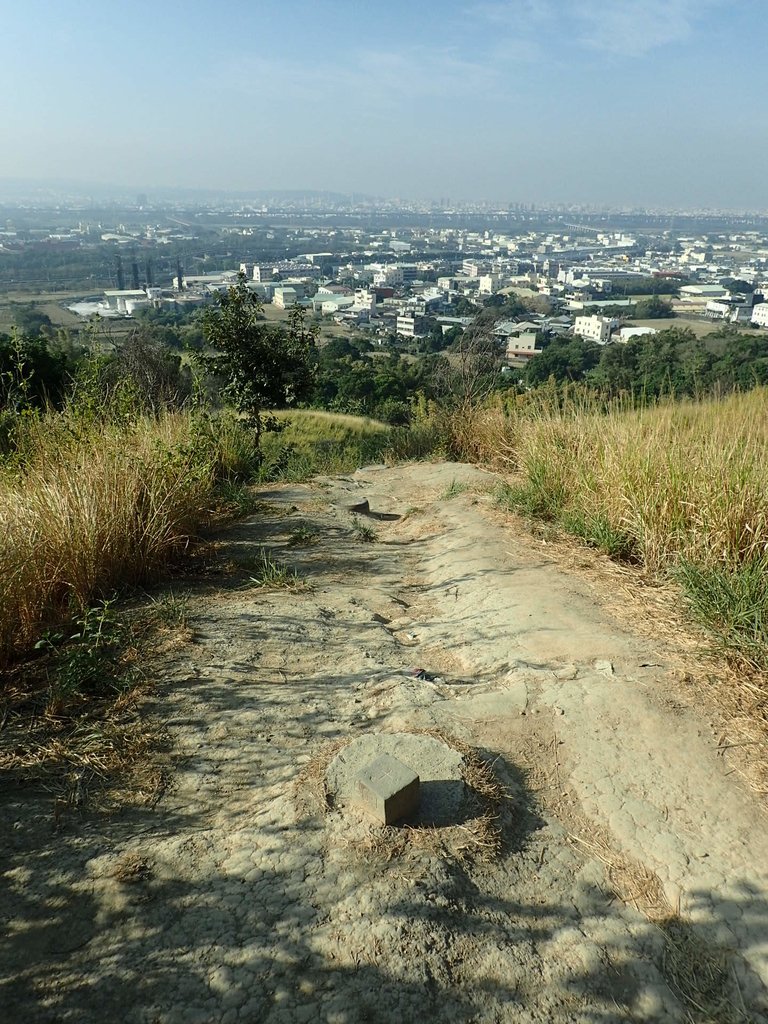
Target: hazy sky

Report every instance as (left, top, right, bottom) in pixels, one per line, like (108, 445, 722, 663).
(2, 0, 766, 208)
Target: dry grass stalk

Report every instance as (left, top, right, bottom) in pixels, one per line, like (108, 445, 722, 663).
(112, 853, 154, 884)
(466, 388, 768, 575)
(0, 410, 224, 667)
(293, 737, 349, 816)
(564, 829, 744, 1021)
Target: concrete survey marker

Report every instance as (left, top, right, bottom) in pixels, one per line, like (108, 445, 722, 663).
(326, 732, 467, 827)
(355, 753, 420, 824)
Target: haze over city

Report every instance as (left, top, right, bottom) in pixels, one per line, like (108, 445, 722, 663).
(2, 0, 766, 210)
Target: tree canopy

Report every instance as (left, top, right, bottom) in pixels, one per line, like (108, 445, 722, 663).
(201, 275, 317, 441)
(524, 325, 768, 398)
(633, 296, 675, 319)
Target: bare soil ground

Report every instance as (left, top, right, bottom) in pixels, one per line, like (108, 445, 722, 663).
(2, 462, 768, 1023)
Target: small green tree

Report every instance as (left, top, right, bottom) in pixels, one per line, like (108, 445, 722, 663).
(200, 274, 317, 445)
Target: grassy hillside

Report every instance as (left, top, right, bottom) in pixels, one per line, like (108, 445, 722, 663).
(259, 407, 442, 480)
(271, 408, 390, 441)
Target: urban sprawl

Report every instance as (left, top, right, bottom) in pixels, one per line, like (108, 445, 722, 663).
(3, 197, 768, 371)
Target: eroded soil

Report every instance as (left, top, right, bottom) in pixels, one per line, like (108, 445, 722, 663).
(2, 462, 768, 1023)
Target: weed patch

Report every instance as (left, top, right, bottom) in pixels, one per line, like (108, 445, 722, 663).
(213, 480, 261, 518)
(287, 525, 319, 546)
(351, 517, 378, 543)
(561, 509, 639, 562)
(676, 556, 768, 669)
(441, 479, 470, 500)
(0, 595, 174, 809)
(241, 550, 303, 589)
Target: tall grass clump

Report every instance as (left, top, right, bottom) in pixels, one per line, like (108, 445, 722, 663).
(464, 387, 768, 667)
(0, 407, 259, 667)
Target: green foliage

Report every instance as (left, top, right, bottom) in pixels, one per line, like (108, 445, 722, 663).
(441, 478, 469, 499)
(240, 549, 302, 589)
(676, 556, 768, 668)
(190, 410, 262, 482)
(0, 330, 71, 412)
(450, 295, 479, 317)
(35, 598, 130, 706)
(250, 406, 447, 483)
(632, 328, 712, 397)
(11, 303, 54, 337)
(436, 334, 500, 411)
(706, 333, 768, 390)
(351, 517, 378, 542)
(287, 525, 319, 546)
(68, 332, 193, 420)
(474, 292, 527, 326)
(719, 277, 754, 294)
(134, 304, 206, 350)
(310, 335, 443, 421)
(525, 326, 768, 399)
(146, 590, 190, 631)
(633, 295, 675, 319)
(494, 461, 568, 521)
(214, 480, 263, 517)
(201, 274, 317, 442)
(585, 339, 642, 394)
(526, 336, 601, 386)
(560, 509, 639, 561)
(609, 275, 683, 297)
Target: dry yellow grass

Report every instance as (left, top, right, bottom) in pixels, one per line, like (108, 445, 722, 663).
(0, 410, 234, 666)
(272, 408, 390, 439)
(464, 388, 768, 574)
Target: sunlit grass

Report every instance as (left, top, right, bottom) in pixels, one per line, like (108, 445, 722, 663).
(0, 409, 257, 667)
(465, 387, 768, 666)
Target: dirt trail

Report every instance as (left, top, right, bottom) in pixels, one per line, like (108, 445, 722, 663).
(3, 461, 768, 1023)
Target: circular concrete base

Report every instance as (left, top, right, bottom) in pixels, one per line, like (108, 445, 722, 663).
(326, 732, 467, 827)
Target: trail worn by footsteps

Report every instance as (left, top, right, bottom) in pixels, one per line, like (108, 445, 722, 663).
(2, 462, 767, 1023)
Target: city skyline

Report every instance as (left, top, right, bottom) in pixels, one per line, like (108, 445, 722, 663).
(2, 0, 766, 210)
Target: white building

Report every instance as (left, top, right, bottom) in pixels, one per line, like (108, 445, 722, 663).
(396, 313, 428, 338)
(373, 266, 403, 287)
(679, 284, 729, 303)
(505, 332, 542, 367)
(462, 260, 487, 278)
(353, 288, 376, 312)
(574, 314, 618, 345)
(274, 286, 299, 309)
(706, 299, 755, 323)
(705, 300, 732, 320)
(751, 302, 768, 328)
(478, 274, 500, 296)
(437, 276, 459, 292)
(104, 289, 148, 313)
(124, 298, 151, 315)
(174, 272, 237, 291)
(320, 296, 355, 315)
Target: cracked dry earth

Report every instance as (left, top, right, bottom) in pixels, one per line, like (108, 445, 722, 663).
(3, 461, 768, 1023)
